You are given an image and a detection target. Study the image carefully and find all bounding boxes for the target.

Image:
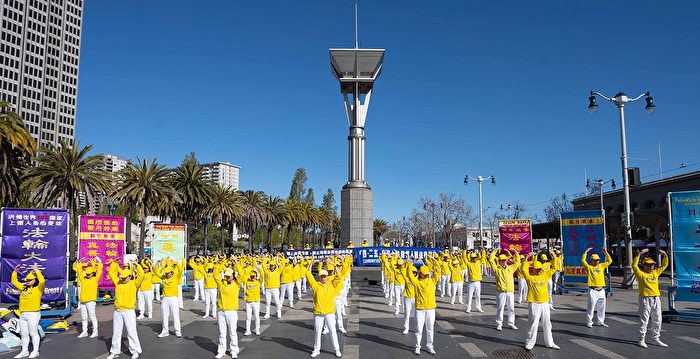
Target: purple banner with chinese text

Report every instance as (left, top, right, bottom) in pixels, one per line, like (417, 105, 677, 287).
(78, 215, 126, 289)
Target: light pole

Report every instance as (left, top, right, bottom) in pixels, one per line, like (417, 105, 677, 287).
(464, 174, 495, 249)
(423, 203, 436, 247)
(586, 178, 616, 214)
(588, 90, 656, 288)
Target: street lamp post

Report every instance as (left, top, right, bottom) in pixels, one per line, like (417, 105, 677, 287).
(588, 90, 656, 288)
(423, 203, 436, 247)
(464, 174, 495, 249)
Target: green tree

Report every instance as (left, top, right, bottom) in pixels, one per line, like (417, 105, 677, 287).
(205, 186, 243, 253)
(373, 218, 389, 244)
(22, 141, 113, 259)
(171, 153, 215, 247)
(321, 188, 337, 214)
(305, 188, 315, 205)
(114, 159, 181, 257)
(289, 167, 307, 201)
(262, 195, 286, 253)
(0, 102, 36, 207)
(283, 198, 302, 249)
(240, 190, 267, 253)
(299, 201, 319, 249)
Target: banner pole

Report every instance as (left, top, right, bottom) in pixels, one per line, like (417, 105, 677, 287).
(667, 192, 674, 288)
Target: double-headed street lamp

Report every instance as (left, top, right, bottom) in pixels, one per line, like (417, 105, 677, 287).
(586, 178, 616, 215)
(588, 90, 656, 288)
(464, 175, 495, 249)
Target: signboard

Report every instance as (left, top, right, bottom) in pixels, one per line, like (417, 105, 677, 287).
(669, 191, 700, 302)
(353, 247, 439, 267)
(560, 210, 605, 283)
(284, 248, 354, 261)
(0, 208, 69, 303)
(151, 223, 187, 284)
(498, 219, 532, 254)
(78, 215, 126, 289)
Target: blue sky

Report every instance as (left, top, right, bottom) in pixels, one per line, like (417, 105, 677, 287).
(76, 1, 700, 223)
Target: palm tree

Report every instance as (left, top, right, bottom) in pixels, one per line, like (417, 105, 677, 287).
(373, 218, 389, 245)
(205, 186, 243, 254)
(240, 190, 267, 253)
(171, 157, 215, 249)
(262, 195, 286, 253)
(299, 201, 319, 249)
(315, 207, 333, 247)
(283, 198, 302, 249)
(0, 101, 36, 207)
(114, 159, 181, 257)
(22, 141, 114, 259)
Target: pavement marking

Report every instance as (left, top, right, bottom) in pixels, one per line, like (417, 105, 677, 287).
(437, 320, 455, 330)
(608, 316, 637, 325)
(679, 336, 700, 345)
(571, 338, 627, 359)
(343, 344, 359, 359)
(449, 336, 488, 358)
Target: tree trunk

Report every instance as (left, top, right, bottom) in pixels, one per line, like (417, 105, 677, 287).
(68, 190, 76, 260)
(302, 225, 307, 249)
(220, 218, 226, 255)
(138, 206, 146, 258)
(267, 226, 273, 253)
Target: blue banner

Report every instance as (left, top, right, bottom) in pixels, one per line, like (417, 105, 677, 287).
(670, 191, 700, 302)
(561, 210, 605, 283)
(354, 247, 439, 267)
(1, 208, 69, 303)
(284, 248, 354, 261)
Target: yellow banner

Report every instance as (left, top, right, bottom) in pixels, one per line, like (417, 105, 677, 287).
(79, 233, 125, 240)
(561, 217, 603, 226)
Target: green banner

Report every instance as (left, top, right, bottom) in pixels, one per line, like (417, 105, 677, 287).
(151, 223, 187, 284)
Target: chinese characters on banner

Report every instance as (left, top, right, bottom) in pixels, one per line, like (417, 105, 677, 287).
(351, 247, 439, 267)
(560, 210, 605, 283)
(151, 223, 187, 284)
(498, 219, 533, 255)
(78, 215, 126, 289)
(1, 208, 68, 303)
(669, 191, 700, 302)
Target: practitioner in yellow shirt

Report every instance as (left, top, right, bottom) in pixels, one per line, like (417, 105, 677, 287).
(262, 256, 283, 319)
(279, 259, 296, 308)
(106, 262, 145, 359)
(214, 261, 245, 359)
(361, 239, 370, 247)
(520, 253, 559, 351)
(633, 249, 669, 348)
(243, 267, 262, 336)
(11, 267, 45, 359)
(292, 258, 304, 300)
(75, 258, 103, 338)
(394, 260, 418, 335)
(203, 262, 220, 319)
(154, 258, 185, 338)
(305, 259, 343, 358)
(136, 259, 154, 319)
(489, 249, 520, 331)
(188, 256, 206, 301)
(464, 249, 486, 313)
(449, 254, 467, 305)
(405, 258, 440, 355)
(391, 255, 407, 316)
(581, 248, 612, 328)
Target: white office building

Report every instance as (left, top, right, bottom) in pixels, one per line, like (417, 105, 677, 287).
(0, 0, 84, 149)
(201, 161, 240, 189)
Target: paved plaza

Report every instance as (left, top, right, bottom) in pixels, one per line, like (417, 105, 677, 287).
(1, 268, 698, 359)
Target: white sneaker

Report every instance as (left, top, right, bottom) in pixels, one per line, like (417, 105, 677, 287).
(175, 331, 182, 338)
(414, 348, 421, 355)
(215, 353, 224, 359)
(137, 315, 144, 319)
(600, 323, 609, 328)
(203, 315, 209, 318)
(508, 324, 518, 330)
(465, 309, 471, 313)
(147, 314, 153, 319)
(231, 352, 238, 359)
(586, 322, 593, 328)
(264, 314, 271, 319)
(255, 331, 261, 336)
(90, 332, 99, 338)
(244, 331, 252, 336)
(638, 340, 648, 348)
(28, 353, 39, 359)
(525, 345, 533, 351)
(339, 328, 347, 334)
(14, 352, 29, 359)
(402, 329, 409, 335)
(78, 332, 88, 338)
(158, 332, 170, 338)
(653, 339, 668, 348)
(310, 352, 320, 358)
(476, 308, 484, 313)
(131, 353, 140, 359)
(550, 306, 555, 311)
(394, 311, 399, 316)
(335, 350, 342, 357)
(428, 348, 436, 355)
(322, 327, 329, 335)
(106, 354, 119, 359)
(549, 344, 560, 350)
(496, 325, 502, 331)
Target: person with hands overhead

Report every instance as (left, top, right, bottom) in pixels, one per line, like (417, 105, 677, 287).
(136, 259, 154, 320)
(10, 265, 45, 359)
(406, 257, 441, 356)
(581, 247, 612, 328)
(520, 252, 559, 351)
(154, 257, 185, 338)
(106, 260, 145, 359)
(305, 258, 343, 358)
(262, 255, 283, 319)
(463, 248, 486, 313)
(489, 248, 521, 331)
(213, 257, 245, 359)
(74, 257, 103, 338)
(633, 248, 669, 349)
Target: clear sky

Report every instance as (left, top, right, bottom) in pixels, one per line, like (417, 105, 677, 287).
(76, 0, 700, 223)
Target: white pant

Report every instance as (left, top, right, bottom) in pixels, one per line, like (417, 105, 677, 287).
(217, 310, 239, 356)
(245, 302, 260, 333)
(439, 275, 450, 297)
(547, 279, 553, 307)
(517, 278, 528, 302)
(526, 303, 555, 348)
(466, 281, 482, 311)
(496, 292, 515, 326)
(295, 280, 303, 299)
(586, 289, 606, 325)
(639, 296, 662, 341)
(415, 309, 435, 351)
(393, 285, 404, 312)
(194, 279, 204, 300)
(265, 288, 282, 317)
(110, 310, 141, 355)
(137, 290, 153, 317)
(302, 277, 307, 293)
(80, 301, 98, 334)
(553, 271, 561, 292)
(403, 297, 415, 332)
(152, 283, 161, 301)
(388, 282, 395, 303)
(313, 314, 340, 354)
(161, 296, 181, 334)
(451, 281, 464, 304)
(280, 283, 294, 307)
(334, 296, 345, 331)
(19, 311, 40, 354)
(204, 288, 218, 317)
(178, 285, 184, 308)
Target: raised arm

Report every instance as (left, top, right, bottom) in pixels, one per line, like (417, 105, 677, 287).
(11, 268, 24, 291)
(657, 250, 669, 274)
(488, 248, 498, 268)
(108, 261, 121, 285)
(581, 248, 591, 269)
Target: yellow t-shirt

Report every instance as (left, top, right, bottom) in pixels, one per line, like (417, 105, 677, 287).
(76, 262, 103, 302)
(215, 273, 243, 311)
(582, 252, 612, 287)
(203, 269, 218, 289)
(245, 279, 262, 302)
(521, 261, 556, 303)
(306, 271, 342, 315)
(492, 264, 518, 292)
(449, 264, 464, 283)
(407, 267, 440, 310)
(263, 263, 282, 289)
(108, 264, 145, 310)
(138, 271, 153, 291)
(11, 271, 45, 312)
(633, 254, 668, 297)
(465, 259, 484, 282)
(280, 264, 295, 284)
